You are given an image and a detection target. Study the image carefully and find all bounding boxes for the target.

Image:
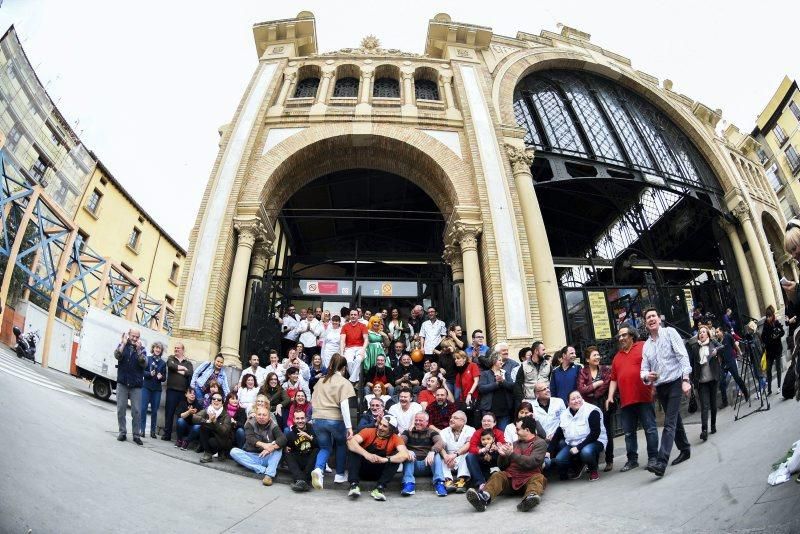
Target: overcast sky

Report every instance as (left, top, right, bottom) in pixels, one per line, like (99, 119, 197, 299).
(1, 0, 798, 248)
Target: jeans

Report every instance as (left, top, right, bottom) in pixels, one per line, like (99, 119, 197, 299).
(235, 427, 246, 449)
(176, 418, 200, 441)
(116, 384, 142, 438)
(697, 381, 717, 432)
(402, 455, 445, 484)
(230, 447, 283, 477)
(555, 440, 604, 477)
(139, 388, 162, 435)
(720, 357, 748, 400)
(619, 402, 658, 462)
(465, 453, 493, 487)
(655, 379, 690, 465)
(314, 419, 347, 475)
(162, 389, 184, 438)
(347, 451, 398, 486)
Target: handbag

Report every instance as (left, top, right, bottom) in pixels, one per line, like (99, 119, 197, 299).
(688, 389, 698, 413)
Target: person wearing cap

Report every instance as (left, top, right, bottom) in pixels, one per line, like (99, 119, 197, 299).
(400, 412, 448, 497)
(345, 414, 410, 501)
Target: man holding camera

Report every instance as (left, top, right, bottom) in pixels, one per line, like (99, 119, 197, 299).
(114, 328, 148, 445)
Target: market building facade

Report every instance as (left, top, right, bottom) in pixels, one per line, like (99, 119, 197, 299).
(175, 12, 788, 366)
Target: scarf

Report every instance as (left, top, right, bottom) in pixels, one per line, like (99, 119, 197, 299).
(698, 338, 710, 365)
(207, 404, 223, 419)
(226, 403, 238, 418)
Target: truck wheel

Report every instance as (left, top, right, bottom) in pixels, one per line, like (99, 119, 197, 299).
(93, 379, 112, 401)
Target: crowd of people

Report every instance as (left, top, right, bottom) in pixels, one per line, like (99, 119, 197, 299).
(112, 302, 787, 512)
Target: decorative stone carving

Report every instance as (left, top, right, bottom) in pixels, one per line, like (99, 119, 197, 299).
(731, 201, 752, 223)
(447, 221, 482, 252)
(361, 35, 380, 51)
(233, 217, 266, 249)
(455, 48, 471, 58)
(504, 144, 535, 174)
(315, 37, 428, 58)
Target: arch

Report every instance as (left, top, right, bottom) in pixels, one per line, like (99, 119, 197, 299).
(373, 64, 401, 98)
(293, 65, 321, 98)
(493, 49, 738, 193)
(333, 64, 361, 97)
(241, 124, 478, 218)
(414, 66, 441, 101)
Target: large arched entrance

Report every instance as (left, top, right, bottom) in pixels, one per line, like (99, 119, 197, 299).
(512, 69, 737, 352)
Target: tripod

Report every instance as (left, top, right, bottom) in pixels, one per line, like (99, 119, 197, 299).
(734, 339, 770, 421)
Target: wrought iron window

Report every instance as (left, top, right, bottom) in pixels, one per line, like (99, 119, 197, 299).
(87, 189, 102, 213)
(414, 79, 439, 100)
(787, 145, 800, 174)
(30, 156, 47, 182)
(513, 70, 718, 192)
(774, 124, 788, 146)
(293, 77, 320, 98)
(789, 101, 800, 122)
(333, 77, 359, 98)
(373, 77, 400, 98)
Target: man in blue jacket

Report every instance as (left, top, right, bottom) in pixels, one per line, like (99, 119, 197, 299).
(114, 329, 148, 445)
(550, 346, 579, 406)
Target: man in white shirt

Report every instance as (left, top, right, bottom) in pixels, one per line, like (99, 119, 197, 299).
(439, 410, 475, 493)
(419, 306, 446, 358)
(281, 305, 301, 358)
(296, 308, 323, 359)
(388, 388, 423, 434)
(532, 381, 565, 471)
(241, 354, 268, 386)
(264, 350, 286, 383)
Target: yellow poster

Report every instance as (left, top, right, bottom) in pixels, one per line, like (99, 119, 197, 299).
(381, 282, 393, 296)
(588, 291, 613, 340)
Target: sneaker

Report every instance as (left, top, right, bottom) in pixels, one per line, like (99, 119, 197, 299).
(200, 452, 213, 463)
(444, 479, 456, 493)
(348, 483, 361, 498)
(589, 470, 599, 481)
(517, 493, 540, 512)
(466, 488, 490, 512)
(434, 481, 448, 497)
(311, 468, 324, 490)
(569, 465, 587, 480)
(400, 482, 416, 496)
(620, 460, 639, 472)
(297, 480, 311, 492)
(173, 439, 180, 448)
(262, 475, 273, 486)
(334, 472, 348, 484)
(290, 481, 305, 492)
(325, 464, 333, 473)
(180, 440, 189, 451)
(371, 486, 387, 501)
(455, 477, 468, 493)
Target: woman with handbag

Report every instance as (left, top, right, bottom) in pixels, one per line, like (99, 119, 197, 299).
(577, 346, 614, 471)
(688, 325, 721, 441)
(761, 305, 786, 395)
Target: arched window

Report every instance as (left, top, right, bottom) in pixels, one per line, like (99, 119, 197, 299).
(293, 77, 320, 98)
(333, 77, 359, 97)
(373, 77, 400, 98)
(415, 79, 439, 101)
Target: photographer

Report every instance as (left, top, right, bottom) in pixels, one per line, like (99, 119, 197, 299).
(761, 305, 785, 396)
(114, 329, 148, 445)
(716, 326, 749, 407)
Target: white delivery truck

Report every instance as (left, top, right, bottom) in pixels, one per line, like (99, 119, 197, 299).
(75, 307, 170, 400)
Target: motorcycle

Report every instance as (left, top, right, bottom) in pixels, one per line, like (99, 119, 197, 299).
(13, 326, 38, 362)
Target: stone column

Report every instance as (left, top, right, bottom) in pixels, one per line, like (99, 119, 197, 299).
(241, 240, 274, 326)
(275, 71, 296, 106)
(219, 217, 265, 368)
(356, 71, 373, 115)
(505, 144, 566, 348)
(440, 72, 460, 120)
(451, 222, 485, 335)
(310, 70, 334, 115)
(401, 71, 416, 117)
(732, 201, 775, 312)
(443, 244, 466, 327)
(719, 217, 760, 319)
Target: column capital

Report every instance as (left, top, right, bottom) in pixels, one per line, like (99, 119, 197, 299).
(442, 243, 462, 266)
(447, 221, 482, 252)
(284, 71, 297, 82)
(321, 71, 335, 79)
(361, 71, 374, 80)
(505, 143, 535, 174)
(401, 71, 414, 81)
(717, 215, 736, 234)
(439, 72, 454, 83)
(730, 200, 752, 224)
(233, 216, 266, 249)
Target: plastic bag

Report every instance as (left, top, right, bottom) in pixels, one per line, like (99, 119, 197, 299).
(768, 463, 791, 485)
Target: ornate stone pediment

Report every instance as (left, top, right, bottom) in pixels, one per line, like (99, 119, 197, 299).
(316, 35, 427, 58)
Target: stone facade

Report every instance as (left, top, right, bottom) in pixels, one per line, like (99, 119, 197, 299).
(175, 12, 786, 365)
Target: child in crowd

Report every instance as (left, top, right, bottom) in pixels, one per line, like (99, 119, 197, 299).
(477, 428, 500, 474)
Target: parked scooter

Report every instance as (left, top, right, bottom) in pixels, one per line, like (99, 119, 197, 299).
(13, 326, 38, 362)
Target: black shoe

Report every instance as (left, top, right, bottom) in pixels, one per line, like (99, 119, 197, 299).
(466, 488, 490, 512)
(645, 458, 658, 473)
(298, 480, 311, 492)
(150, 431, 157, 439)
(710, 426, 716, 434)
(671, 450, 690, 466)
(161, 435, 171, 441)
(290, 481, 305, 493)
(117, 434, 127, 442)
(133, 437, 143, 446)
(517, 493, 540, 512)
(700, 430, 708, 441)
(620, 460, 639, 472)
(650, 462, 666, 477)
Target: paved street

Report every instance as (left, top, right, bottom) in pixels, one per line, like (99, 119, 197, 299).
(1, 347, 800, 533)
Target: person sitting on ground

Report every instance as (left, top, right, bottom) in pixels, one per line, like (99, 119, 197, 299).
(532, 381, 566, 464)
(439, 410, 475, 493)
(283, 366, 311, 401)
(175, 387, 202, 450)
(393, 353, 423, 394)
(554, 390, 607, 481)
(577, 346, 615, 471)
(400, 412, 448, 497)
(201, 380, 222, 409)
(345, 414, 410, 501)
(365, 354, 395, 396)
(364, 382, 394, 412)
(285, 389, 312, 433)
(426, 386, 457, 432)
(192, 391, 233, 463)
(503, 401, 546, 444)
(285, 409, 319, 492)
(259, 372, 290, 428)
(238, 373, 259, 414)
(358, 397, 386, 431)
(388, 387, 423, 434)
(465, 412, 506, 489)
(465, 415, 548, 513)
(225, 392, 247, 449)
(230, 401, 286, 486)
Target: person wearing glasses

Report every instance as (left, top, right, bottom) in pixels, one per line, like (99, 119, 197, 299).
(193, 392, 233, 464)
(605, 323, 658, 473)
(465, 330, 489, 363)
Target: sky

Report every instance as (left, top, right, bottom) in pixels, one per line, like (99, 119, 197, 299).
(1, 0, 798, 248)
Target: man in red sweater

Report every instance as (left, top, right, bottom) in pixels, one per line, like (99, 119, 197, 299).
(606, 323, 658, 472)
(466, 415, 547, 512)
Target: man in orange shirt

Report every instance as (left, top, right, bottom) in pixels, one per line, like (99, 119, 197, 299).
(345, 415, 410, 501)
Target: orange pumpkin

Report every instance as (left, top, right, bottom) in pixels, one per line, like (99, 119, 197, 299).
(410, 348, 424, 363)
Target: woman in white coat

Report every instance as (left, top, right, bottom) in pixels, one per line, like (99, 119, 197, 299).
(320, 314, 342, 368)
